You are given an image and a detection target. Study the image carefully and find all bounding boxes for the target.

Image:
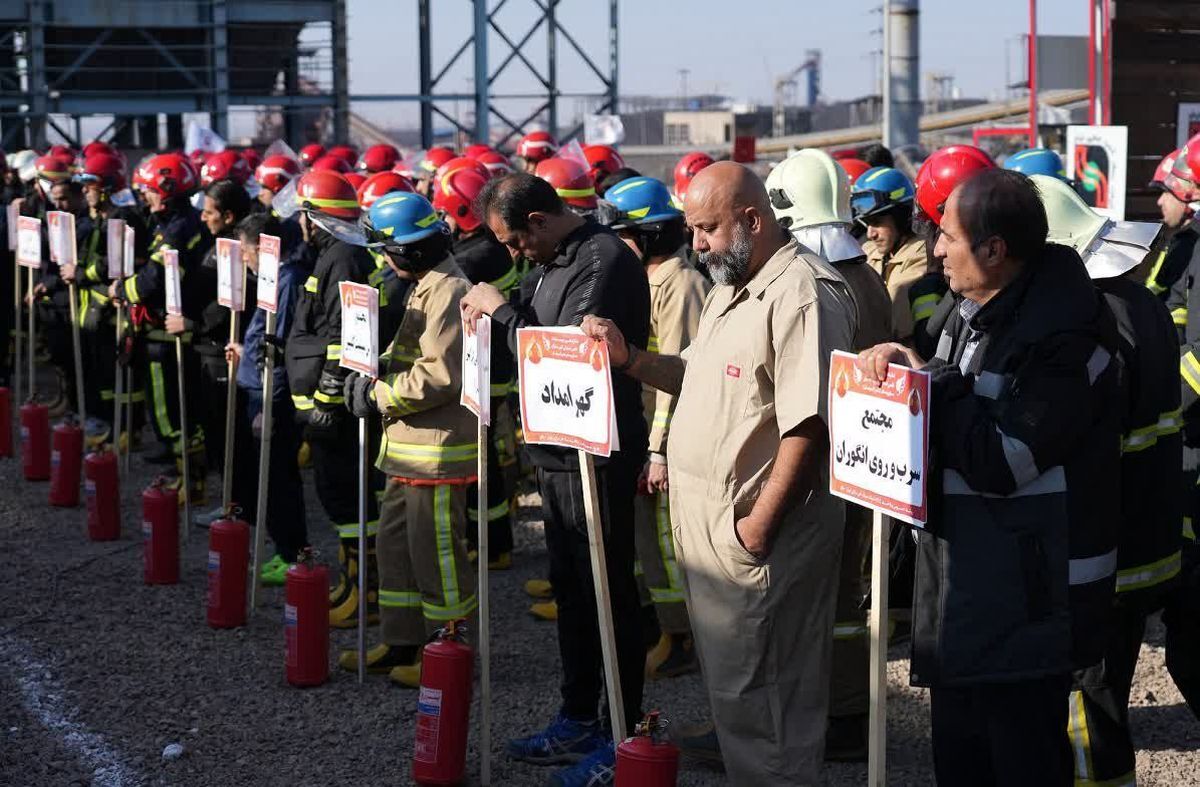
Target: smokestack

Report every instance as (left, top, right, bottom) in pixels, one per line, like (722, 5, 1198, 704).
(885, 0, 920, 152)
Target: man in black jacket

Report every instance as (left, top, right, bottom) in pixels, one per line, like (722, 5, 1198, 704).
(859, 169, 1121, 786)
(461, 172, 649, 785)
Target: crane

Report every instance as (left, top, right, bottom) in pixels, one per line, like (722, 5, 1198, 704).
(773, 49, 822, 138)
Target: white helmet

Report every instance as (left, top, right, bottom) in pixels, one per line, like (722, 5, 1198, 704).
(11, 150, 38, 183)
(765, 148, 851, 230)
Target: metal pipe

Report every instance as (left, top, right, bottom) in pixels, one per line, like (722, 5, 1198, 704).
(473, 0, 490, 143)
(1028, 0, 1038, 147)
(418, 0, 433, 149)
(885, 0, 920, 152)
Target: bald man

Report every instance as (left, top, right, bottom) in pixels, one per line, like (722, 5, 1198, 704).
(584, 162, 856, 784)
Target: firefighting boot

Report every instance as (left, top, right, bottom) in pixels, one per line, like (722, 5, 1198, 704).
(44, 369, 69, 417)
(328, 539, 360, 609)
(388, 659, 424, 688)
(524, 578, 554, 599)
(297, 440, 311, 468)
(167, 436, 208, 507)
(330, 541, 379, 629)
(529, 600, 558, 621)
(645, 633, 698, 680)
(337, 643, 419, 674)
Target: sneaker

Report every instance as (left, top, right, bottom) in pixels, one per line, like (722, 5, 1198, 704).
(260, 555, 291, 586)
(646, 633, 698, 680)
(530, 600, 558, 621)
(674, 722, 723, 770)
(546, 739, 615, 787)
(507, 713, 604, 765)
(524, 578, 554, 599)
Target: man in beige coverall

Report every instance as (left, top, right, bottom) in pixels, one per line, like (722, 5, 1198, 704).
(583, 162, 855, 784)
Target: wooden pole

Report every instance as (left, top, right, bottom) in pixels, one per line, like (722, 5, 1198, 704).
(357, 415, 368, 685)
(577, 449, 626, 744)
(477, 419, 491, 785)
(67, 282, 86, 428)
(113, 303, 123, 474)
(12, 259, 21, 410)
(221, 310, 240, 509)
(867, 510, 889, 786)
(27, 268, 35, 401)
(249, 311, 276, 610)
(175, 336, 191, 540)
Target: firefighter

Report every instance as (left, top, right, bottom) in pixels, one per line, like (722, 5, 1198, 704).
(603, 175, 709, 680)
(283, 169, 380, 628)
(583, 144, 625, 186)
(1003, 146, 1068, 180)
(672, 151, 714, 208)
(339, 192, 477, 686)
(515, 130, 558, 174)
(431, 166, 520, 570)
(1147, 148, 1199, 307)
(358, 143, 401, 174)
(534, 157, 599, 219)
(110, 153, 211, 489)
(74, 152, 151, 447)
(1035, 173, 1182, 786)
(414, 147, 455, 200)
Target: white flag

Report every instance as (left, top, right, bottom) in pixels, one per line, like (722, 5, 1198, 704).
(185, 122, 227, 156)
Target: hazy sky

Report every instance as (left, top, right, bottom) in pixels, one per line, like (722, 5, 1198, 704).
(345, 0, 1087, 129)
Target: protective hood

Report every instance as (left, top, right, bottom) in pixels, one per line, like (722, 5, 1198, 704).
(791, 223, 864, 264)
(1033, 173, 1162, 279)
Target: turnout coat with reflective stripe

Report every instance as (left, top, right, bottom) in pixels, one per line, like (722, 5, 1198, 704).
(911, 244, 1121, 687)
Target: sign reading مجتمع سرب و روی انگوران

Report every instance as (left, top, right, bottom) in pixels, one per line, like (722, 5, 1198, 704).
(517, 326, 619, 458)
(828, 350, 930, 527)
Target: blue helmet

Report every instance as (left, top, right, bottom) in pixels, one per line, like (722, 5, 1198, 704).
(850, 166, 915, 222)
(1003, 147, 1067, 180)
(364, 191, 447, 250)
(603, 176, 682, 229)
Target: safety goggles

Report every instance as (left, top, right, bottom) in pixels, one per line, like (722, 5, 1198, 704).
(851, 189, 911, 221)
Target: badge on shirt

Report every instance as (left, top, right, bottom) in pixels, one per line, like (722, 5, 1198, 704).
(725, 363, 741, 379)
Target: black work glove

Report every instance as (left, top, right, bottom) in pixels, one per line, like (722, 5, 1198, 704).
(258, 333, 285, 372)
(304, 406, 339, 440)
(343, 373, 377, 419)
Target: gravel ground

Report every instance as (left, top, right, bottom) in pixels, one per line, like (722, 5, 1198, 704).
(0, 430, 1197, 786)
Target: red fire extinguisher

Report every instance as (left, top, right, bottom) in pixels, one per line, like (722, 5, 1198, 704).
(20, 400, 50, 481)
(0, 386, 12, 457)
(48, 419, 83, 507)
(84, 447, 120, 541)
(142, 479, 179, 585)
(615, 711, 680, 787)
(285, 549, 329, 687)
(412, 620, 474, 786)
(207, 510, 250, 629)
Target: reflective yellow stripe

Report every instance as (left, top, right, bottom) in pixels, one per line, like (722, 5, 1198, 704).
(1158, 408, 1183, 436)
(1121, 422, 1160, 454)
(384, 441, 478, 463)
(304, 196, 359, 210)
(649, 493, 686, 606)
(646, 335, 660, 353)
(468, 500, 510, 523)
(490, 382, 510, 398)
(313, 390, 343, 405)
(378, 589, 421, 608)
(1116, 551, 1181, 593)
(651, 409, 672, 430)
(148, 361, 179, 440)
(912, 292, 941, 322)
(325, 344, 342, 360)
(1067, 690, 1095, 781)
(335, 520, 379, 538)
(124, 276, 140, 303)
(556, 186, 595, 199)
(415, 211, 439, 228)
(1173, 308, 1188, 327)
(423, 595, 479, 621)
(304, 276, 318, 293)
(186, 233, 202, 250)
(292, 394, 315, 411)
(489, 264, 519, 294)
(1184, 517, 1196, 542)
(1145, 250, 1168, 295)
(433, 485, 463, 615)
(1182, 352, 1200, 395)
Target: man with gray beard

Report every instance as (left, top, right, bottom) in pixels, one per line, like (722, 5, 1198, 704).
(583, 161, 856, 784)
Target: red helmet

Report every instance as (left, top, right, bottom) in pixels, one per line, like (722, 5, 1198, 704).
(240, 148, 261, 172)
(434, 156, 491, 186)
(673, 151, 715, 203)
(1149, 149, 1180, 191)
(583, 144, 625, 183)
(311, 155, 352, 174)
(189, 149, 208, 172)
(476, 150, 514, 178)
(78, 153, 127, 191)
(433, 168, 489, 233)
(201, 149, 252, 187)
(464, 143, 493, 160)
(359, 144, 401, 173)
(517, 131, 558, 164)
(419, 146, 457, 176)
(82, 141, 116, 160)
(255, 154, 301, 193)
(914, 145, 996, 226)
(136, 153, 199, 199)
(48, 144, 77, 167)
(35, 154, 72, 184)
(326, 145, 359, 168)
(535, 157, 597, 209)
(1164, 137, 1200, 203)
(837, 158, 872, 184)
(357, 171, 415, 209)
(299, 143, 326, 167)
(296, 170, 360, 220)
(343, 172, 367, 192)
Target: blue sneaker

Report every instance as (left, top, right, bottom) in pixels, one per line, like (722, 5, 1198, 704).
(546, 739, 615, 787)
(507, 713, 604, 765)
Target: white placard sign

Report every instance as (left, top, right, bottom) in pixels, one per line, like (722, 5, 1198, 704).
(461, 315, 492, 426)
(46, 211, 64, 264)
(256, 234, 281, 314)
(106, 218, 126, 279)
(517, 326, 617, 457)
(163, 248, 182, 317)
(216, 237, 244, 310)
(1065, 125, 1128, 221)
(123, 225, 136, 277)
(16, 216, 41, 268)
(338, 281, 378, 377)
(6, 203, 17, 251)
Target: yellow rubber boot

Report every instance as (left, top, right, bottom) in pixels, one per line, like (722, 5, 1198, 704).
(529, 600, 558, 621)
(523, 578, 553, 599)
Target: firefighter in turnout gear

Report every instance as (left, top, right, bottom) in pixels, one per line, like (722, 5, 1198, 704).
(284, 170, 380, 628)
(1035, 174, 1185, 785)
(112, 153, 211, 483)
(338, 191, 477, 687)
(603, 175, 709, 680)
(432, 166, 521, 570)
